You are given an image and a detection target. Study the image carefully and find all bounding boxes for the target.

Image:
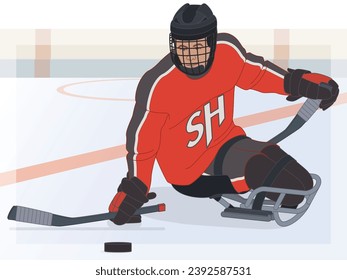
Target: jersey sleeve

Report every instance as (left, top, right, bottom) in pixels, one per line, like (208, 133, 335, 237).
(218, 33, 288, 95)
(236, 52, 289, 95)
(125, 74, 168, 190)
(126, 103, 167, 189)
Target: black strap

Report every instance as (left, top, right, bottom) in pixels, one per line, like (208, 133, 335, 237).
(214, 135, 249, 175)
(252, 155, 294, 210)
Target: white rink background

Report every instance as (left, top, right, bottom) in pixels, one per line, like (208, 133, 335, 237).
(1, 0, 347, 279)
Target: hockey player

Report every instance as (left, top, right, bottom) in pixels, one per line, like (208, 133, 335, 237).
(109, 3, 339, 225)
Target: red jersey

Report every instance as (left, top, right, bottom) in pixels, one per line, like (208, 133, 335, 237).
(126, 33, 288, 189)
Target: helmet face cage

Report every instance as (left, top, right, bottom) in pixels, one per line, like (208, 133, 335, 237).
(170, 31, 217, 76)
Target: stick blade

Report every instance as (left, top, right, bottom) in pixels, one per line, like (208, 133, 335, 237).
(7, 206, 18, 221)
(7, 206, 53, 226)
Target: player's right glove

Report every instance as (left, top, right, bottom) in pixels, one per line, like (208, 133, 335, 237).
(284, 68, 339, 110)
(109, 176, 155, 225)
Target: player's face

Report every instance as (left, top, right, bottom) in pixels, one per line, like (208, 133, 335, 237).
(175, 38, 210, 69)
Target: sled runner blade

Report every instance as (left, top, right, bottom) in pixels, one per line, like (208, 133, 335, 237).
(221, 207, 274, 222)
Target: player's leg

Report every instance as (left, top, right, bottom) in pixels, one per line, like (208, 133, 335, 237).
(206, 137, 313, 206)
(244, 144, 313, 206)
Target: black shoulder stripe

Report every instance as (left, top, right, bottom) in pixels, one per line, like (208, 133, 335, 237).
(217, 33, 287, 77)
(217, 33, 247, 57)
(135, 53, 174, 107)
(126, 53, 174, 177)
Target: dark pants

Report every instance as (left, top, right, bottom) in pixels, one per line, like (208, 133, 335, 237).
(173, 137, 313, 206)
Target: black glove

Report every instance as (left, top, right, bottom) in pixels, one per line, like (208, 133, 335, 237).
(108, 177, 156, 225)
(284, 68, 339, 110)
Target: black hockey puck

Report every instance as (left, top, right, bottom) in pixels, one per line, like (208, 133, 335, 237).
(104, 242, 132, 253)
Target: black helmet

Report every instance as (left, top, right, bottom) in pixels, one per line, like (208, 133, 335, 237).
(169, 3, 217, 76)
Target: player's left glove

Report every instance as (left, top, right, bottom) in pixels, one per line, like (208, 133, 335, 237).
(284, 68, 339, 110)
(109, 176, 156, 225)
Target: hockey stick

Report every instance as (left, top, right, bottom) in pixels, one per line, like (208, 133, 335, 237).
(269, 83, 333, 144)
(269, 98, 321, 143)
(7, 203, 166, 227)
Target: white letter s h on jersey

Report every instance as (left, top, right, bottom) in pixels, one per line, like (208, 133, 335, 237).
(186, 95, 225, 148)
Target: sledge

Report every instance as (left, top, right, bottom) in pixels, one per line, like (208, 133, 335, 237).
(212, 98, 323, 226)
